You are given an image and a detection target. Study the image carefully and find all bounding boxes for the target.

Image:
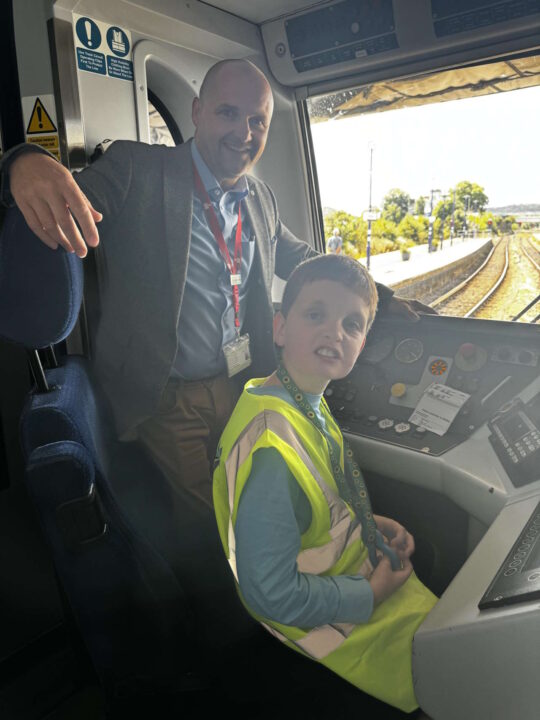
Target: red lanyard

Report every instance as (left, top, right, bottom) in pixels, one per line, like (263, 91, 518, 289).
(192, 161, 243, 332)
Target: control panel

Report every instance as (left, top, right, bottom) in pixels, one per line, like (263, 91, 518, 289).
(325, 315, 539, 457)
(488, 396, 540, 487)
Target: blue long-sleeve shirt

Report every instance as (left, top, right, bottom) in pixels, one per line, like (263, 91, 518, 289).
(173, 141, 255, 379)
(234, 385, 375, 627)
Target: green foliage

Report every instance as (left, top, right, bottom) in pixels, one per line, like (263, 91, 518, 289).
(454, 181, 489, 213)
(397, 215, 428, 244)
(382, 188, 411, 224)
(323, 178, 506, 258)
(372, 217, 398, 244)
(324, 210, 367, 254)
(494, 215, 517, 235)
(414, 196, 426, 215)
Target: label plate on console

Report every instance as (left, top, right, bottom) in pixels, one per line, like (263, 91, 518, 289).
(479, 501, 540, 610)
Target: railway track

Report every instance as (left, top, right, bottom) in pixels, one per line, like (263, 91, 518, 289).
(432, 237, 509, 317)
(431, 236, 539, 322)
(521, 236, 540, 272)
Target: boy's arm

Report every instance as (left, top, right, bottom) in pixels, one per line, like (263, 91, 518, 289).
(235, 447, 374, 627)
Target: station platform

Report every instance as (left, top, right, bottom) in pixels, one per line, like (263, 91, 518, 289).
(358, 236, 490, 288)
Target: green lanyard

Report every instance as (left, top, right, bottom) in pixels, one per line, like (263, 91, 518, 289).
(276, 363, 379, 568)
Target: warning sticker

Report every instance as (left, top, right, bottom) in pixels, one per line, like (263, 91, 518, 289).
(26, 97, 57, 134)
(73, 15, 133, 81)
(22, 95, 60, 161)
(27, 136, 59, 151)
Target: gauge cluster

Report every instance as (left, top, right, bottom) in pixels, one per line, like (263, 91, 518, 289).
(325, 315, 539, 456)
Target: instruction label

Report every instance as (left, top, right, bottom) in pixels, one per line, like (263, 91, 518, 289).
(22, 95, 60, 161)
(409, 383, 470, 436)
(73, 15, 133, 81)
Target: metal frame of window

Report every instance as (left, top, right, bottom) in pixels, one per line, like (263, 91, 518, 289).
(147, 89, 184, 146)
(296, 99, 325, 254)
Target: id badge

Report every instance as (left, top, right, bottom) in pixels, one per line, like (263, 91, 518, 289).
(223, 333, 251, 377)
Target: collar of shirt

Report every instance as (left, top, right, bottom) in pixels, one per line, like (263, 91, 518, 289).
(191, 140, 249, 213)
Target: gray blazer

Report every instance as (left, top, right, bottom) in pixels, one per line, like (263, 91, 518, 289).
(76, 140, 316, 438)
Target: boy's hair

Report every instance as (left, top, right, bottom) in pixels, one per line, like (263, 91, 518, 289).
(281, 254, 378, 329)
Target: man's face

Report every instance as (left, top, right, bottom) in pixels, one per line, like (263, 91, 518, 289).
(274, 280, 370, 394)
(192, 65, 274, 188)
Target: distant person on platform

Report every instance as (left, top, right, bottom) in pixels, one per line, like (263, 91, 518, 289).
(327, 228, 343, 254)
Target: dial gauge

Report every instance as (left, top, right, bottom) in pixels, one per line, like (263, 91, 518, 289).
(360, 334, 394, 364)
(394, 338, 424, 364)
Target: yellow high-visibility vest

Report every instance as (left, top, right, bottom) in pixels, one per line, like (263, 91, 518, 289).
(214, 379, 437, 712)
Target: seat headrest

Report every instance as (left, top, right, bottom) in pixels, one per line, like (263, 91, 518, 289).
(0, 207, 84, 348)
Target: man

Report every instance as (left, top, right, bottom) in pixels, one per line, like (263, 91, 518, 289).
(327, 228, 343, 254)
(1, 59, 430, 513)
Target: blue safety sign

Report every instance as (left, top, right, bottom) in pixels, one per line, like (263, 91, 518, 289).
(107, 56, 134, 81)
(77, 48, 106, 75)
(75, 17, 101, 49)
(74, 14, 133, 81)
(106, 27, 130, 57)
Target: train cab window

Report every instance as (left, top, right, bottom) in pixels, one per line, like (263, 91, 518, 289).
(307, 54, 540, 322)
(147, 90, 183, 146)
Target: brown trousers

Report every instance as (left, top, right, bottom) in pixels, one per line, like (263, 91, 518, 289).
(137, 374, 240, 512)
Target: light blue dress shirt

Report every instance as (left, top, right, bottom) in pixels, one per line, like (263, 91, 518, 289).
(235, 385, 375, 627)
(173, 142, 255, 379)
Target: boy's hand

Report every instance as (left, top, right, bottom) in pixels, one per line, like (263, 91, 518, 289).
(369, 555, 413, 606)
(374, 515, 415, 560)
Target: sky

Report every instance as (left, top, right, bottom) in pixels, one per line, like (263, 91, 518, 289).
(310, 85, 540, 216)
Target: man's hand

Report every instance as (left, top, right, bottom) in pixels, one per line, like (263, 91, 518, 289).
(375, 515, 415, 561)
(385, 295, 438, 321)
(9, 152, 102, 258)
(369, 555, 413, 606)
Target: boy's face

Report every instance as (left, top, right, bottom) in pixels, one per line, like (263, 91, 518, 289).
(274, 279, 370, 394)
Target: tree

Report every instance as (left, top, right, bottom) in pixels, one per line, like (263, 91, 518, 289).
(414, 196, 426, 215)
(494, 215, 516, 235)
(382, 188, 411, 225)
(324, 209, 367, 254)
(453, 181, 489, 213)
(397, 215, 428, 245)
(371, 217, 399, 253)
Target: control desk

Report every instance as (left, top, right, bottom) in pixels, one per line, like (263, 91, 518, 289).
(326, 315, 539, 483)
(331, 315, 540, 719)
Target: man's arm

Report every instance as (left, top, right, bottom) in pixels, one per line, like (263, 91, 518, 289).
(2, 144, 102, 257)
(273, 215, 436, 319)
(272, 215, 401, 312)
(274, 217, 318, 279)
(1, 141, 134, 257)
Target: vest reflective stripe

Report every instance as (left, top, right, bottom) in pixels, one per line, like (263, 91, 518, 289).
(222, 407, 372, 659)
(260, 619, 356, 660)
(297, 521, 362, 574)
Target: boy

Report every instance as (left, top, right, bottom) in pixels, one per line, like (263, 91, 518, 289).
(213, 255, 437, 712)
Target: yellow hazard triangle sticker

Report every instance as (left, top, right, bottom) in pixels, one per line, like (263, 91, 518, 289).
(26, 97, 58, 134)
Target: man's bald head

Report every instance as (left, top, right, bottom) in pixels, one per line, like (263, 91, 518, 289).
(192, 59, 274, 189)
(199, 59, 271, 104)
